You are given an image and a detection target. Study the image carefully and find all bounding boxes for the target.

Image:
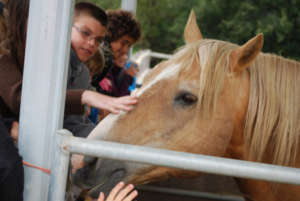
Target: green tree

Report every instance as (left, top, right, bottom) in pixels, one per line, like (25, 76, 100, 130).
(77, 0, 300, 61)
(76, 0, 121, 10)
(196, 0, 300, 60)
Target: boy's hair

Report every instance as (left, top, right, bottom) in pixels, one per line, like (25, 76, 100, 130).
(106, 9, 141, 42)
(75, 2, 107, 27)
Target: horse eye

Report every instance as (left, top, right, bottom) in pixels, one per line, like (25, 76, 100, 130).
(174, 92, 198, 106)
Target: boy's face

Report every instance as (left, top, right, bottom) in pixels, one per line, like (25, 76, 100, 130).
(71, 13, 106, 62)
(110, 35, 135, 61)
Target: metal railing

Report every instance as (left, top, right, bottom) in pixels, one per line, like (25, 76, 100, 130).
(50, 129, 300, 201)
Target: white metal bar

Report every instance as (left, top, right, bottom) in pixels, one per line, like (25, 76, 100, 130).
(121, 0, 137, 14)
(18, 0, 74, 201)
(64, 135, 300, 185)
(48, 130, 72, 201)
(150, 51, 172, 59)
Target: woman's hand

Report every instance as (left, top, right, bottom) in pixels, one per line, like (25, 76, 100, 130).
(98, 182, 138, 201)
(82, 90, 138, 114)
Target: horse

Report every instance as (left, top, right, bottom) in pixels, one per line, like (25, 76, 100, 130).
(72, 11, 300, 201)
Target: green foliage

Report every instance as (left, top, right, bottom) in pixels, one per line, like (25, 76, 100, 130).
(197, 0, 300, 60)
(135, 0, 198, 54)
(76, 0, 121, 10)
(77, 0, 300, 61)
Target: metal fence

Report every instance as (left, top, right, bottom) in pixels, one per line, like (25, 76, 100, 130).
(49, 129, 300, 201)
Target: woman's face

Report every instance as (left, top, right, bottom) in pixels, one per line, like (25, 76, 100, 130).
(110, 35, 135, 60)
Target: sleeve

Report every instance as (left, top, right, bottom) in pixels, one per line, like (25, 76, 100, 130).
(111, 66, 133, 97)
(0, 55, 22, 115)
(0, 55, 85, 116)
(65, 89, 85, 115)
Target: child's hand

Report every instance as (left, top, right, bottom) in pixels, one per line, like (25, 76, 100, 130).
(124, 62, 139, 77)
(114, 54, 128, 68)
(10, 121, 19, 143)
(97, 182, 138, 201)
(82, 91, 138, 114)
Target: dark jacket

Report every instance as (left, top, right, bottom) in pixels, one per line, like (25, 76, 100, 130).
(104, 65, 133, 97)
(63, 48, 95, 138)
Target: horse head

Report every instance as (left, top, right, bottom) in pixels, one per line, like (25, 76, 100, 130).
(72, 10, 265, 197)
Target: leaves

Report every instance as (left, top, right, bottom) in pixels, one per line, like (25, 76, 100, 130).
(79, 0, 300, 61)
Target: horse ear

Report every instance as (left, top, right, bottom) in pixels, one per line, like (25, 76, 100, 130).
(230, 34, 264, 73)
(184, 10, 203, 44)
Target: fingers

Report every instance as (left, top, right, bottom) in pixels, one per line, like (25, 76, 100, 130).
(113, 96, 138, 112)
(97, 192, 105, 201)
(106, 182, 125, 201)
(83, 91, 138, 114)
(114, 184, 137, 201)
(123, 190, 138, 201)
(106, 182, 138, 201)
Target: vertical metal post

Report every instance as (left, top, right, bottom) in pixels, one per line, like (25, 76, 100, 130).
(121, 0, 137, 57)
(121, 0, 137, 14)
(48, 130, 72, 201)
(18, 0, 75, 201)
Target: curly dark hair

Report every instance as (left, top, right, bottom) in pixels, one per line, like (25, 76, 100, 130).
(106, 9, 141, 43)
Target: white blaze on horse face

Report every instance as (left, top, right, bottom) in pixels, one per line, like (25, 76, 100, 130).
(88, 112, 124, 141)
(136, 63, 182, 97)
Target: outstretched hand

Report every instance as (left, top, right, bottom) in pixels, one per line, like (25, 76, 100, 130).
(98, 182, 138, 201)
(114, 54, 139, 77)
(82, 90, 138, 114)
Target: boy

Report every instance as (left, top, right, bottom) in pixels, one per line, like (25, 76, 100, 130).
(64, 3, 138, 138)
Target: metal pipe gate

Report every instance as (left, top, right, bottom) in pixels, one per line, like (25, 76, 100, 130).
(50, 129, 300, 201)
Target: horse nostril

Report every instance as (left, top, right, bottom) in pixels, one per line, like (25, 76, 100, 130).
(174, 91, 198, 106)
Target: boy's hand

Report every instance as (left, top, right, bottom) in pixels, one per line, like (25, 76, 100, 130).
(97, 182, 138, 201)
(82, 90, 138, 114)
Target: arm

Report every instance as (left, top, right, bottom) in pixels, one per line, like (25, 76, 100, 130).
(81, 90, 137, 114)
(0, 55, 22, 115)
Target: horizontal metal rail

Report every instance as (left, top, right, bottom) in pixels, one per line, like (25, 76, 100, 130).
(150, 51, 172, 59)
(63, 134, 300, 185)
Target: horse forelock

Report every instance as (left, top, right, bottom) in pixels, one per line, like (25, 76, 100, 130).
(135, 62, 182, 97)
(245, 53, 300, 166)
(179, 39, 237, 117)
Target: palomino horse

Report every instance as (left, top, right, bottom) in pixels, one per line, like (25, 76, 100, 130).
(72, 11, 300, 201)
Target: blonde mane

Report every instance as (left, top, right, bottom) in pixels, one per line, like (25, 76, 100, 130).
(175, 39, 300, 166)
(245, 53, 300, 166)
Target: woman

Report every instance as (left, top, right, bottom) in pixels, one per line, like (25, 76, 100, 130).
(0, 1, 138, 200)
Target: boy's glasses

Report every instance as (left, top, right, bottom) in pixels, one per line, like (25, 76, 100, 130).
(73, 25, 104, 46)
